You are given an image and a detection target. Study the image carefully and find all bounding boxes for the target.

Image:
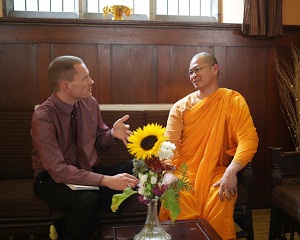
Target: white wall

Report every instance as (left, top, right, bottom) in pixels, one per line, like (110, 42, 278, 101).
(221, 0, 244, 23)
(283, 0, 300, 25)
(222, 0, 300, 25)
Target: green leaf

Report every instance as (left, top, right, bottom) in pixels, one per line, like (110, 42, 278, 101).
(160, 189, 181, 224)
(111, 187, 138, 212)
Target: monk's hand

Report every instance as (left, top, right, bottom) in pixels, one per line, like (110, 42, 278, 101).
(213, 162, 241, 201)
(213, 173, 237, 201)
(111, 115, 132, 146)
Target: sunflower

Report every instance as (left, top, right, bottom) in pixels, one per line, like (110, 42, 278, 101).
(127, 123, 167, 160)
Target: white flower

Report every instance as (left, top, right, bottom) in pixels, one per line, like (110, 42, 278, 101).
(158, 141, 176, 160)
(162, 172, 178, 186)
(140, 174, 148, 184)
(150, 176, 157, 184)
(138, 185, 145, 195)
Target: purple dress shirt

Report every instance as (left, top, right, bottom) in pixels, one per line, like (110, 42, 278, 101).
(31, 93, 117, 186)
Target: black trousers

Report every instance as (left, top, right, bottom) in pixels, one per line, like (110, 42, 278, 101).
(33, 161, 134, 240)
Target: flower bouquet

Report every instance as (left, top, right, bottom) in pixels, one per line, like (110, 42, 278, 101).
(111, 123, 191, 240)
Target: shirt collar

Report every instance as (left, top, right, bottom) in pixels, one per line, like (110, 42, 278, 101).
(49, 93, 77, 116)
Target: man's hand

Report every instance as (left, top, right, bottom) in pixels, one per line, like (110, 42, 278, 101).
(110, 115, 132, 145)
(213, 161, 241, 201)
(100, 173, 139, 190)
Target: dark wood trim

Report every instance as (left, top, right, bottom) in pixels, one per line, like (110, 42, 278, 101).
(0, 18, 299, 46)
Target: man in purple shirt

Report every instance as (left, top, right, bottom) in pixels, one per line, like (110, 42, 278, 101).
(31, 55, 139, 240)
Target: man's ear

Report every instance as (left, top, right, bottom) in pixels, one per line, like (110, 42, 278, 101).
(60, 80, 70, 92)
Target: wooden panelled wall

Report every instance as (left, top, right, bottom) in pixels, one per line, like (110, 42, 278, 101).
(1, 18, 300, 208)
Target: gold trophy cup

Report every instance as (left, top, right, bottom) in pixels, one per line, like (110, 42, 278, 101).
(103, 5, 132, 20)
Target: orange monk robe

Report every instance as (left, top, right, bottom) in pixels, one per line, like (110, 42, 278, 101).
(159, 88, 259, 240)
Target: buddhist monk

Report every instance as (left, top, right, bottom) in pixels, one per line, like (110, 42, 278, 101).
(159, 52, 259, 240)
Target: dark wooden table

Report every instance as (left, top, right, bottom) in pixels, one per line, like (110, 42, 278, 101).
(112, 218, 222, 240)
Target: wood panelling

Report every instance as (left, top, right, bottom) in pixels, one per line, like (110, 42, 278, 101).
(0, 18, 300, 208)
(98, 44, 112, 103)
(37, 44, 51, 103)
(0, 112, 33, 179)
(0, 43, 38, 110)
(157, 45, 207, 102)
(111, 44, 158, 103)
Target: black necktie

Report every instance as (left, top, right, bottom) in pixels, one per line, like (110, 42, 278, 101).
(71, 106, 92, 171)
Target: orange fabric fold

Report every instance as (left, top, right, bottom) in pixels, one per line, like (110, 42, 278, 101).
(159, 88, 258, 240)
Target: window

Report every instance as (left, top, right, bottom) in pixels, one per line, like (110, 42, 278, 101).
(6, 0, 79, 18)
(14, 0, 77, 12)
(153, 0, 218, 22)
(5, 0, 220, 22)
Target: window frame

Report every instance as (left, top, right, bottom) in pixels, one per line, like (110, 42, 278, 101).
(3, 0, 219, 22)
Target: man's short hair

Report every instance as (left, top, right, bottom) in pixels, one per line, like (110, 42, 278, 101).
(48, 56, 84, 92)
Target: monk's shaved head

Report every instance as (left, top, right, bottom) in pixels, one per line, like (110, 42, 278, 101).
(191, 52, 218, 66)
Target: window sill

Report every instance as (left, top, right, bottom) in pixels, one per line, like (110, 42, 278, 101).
(7, 11, 78, 19)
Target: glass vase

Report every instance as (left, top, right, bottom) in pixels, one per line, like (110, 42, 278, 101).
(134, 198, 171, 240)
